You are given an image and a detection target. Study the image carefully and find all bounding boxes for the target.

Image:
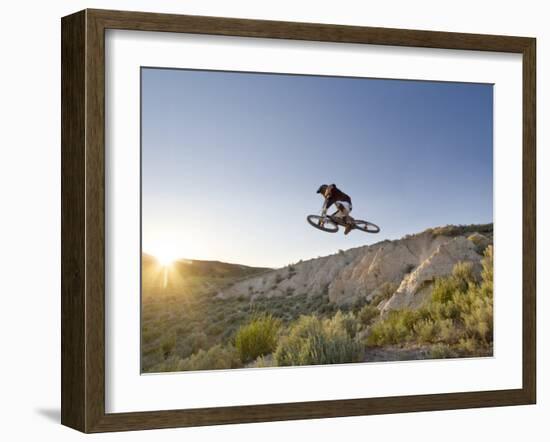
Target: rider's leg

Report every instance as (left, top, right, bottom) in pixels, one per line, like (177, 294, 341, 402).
(335, 203, 352, 221)
(334, 203, 346, 220)
(337, 203, 354, 235)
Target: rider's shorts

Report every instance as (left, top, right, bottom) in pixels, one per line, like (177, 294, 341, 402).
(335, 201, 352, 215)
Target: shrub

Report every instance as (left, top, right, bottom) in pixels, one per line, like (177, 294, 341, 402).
(160, 333, 176, 358)
(367, 309, 421, 346)
(234, 315, 282, 363)
(141, 346, 163, 372)
(274, 314, 361, 366)
(142, 328, 162, 345)
(287, 265, 297, 278)
(428, 223, 493, 238)
(366, 247, 493, 356)
(358, 304, 380, 327)
(468, 233, 490, 254)
(459, 288, 493, 344)
(329, 311, 360, 338)
(178, 344, 242, 371)
(437, 318, 458, 343)
(413, 319, 438, 343)
(306, 293, 329, 313)
(456, 338, 479, 355)
(150, 355, 185, 373)
(431, 261, 475, 307)
(177, 331, 208, 359)
(206, 323, 224, 336)
(250, 355, 275, 368)
(351, 296, 369, 313)
(430, 343, 455, 359)
(317, 303, 336, 316)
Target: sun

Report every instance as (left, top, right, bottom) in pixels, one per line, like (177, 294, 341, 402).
(157, 254, 175, 267)
(152, 247, 179, 267)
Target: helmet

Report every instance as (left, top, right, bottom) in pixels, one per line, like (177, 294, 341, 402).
(317, 184, 336, 194)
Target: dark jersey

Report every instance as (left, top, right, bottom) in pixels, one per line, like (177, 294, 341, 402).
(325, 185, 352, 209)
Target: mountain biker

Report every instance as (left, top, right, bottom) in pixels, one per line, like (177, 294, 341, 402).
(316, 184, 354, 235)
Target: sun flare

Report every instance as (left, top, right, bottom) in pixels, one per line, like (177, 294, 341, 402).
(151, 247, 179, 267)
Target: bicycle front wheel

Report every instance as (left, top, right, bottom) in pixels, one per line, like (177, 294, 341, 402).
(307, 215, 339, 233)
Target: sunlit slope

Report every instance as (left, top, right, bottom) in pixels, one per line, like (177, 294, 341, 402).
(141, 253, 270, 298)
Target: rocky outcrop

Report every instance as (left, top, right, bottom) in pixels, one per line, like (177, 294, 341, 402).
(379, 236, 484, 312)
(217, 225, 492, 313)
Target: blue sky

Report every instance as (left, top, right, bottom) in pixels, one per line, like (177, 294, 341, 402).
(141, 68, 493, 268)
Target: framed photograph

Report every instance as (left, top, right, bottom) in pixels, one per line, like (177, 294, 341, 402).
(61, 9, 536, 433)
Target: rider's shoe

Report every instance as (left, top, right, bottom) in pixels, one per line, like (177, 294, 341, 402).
(344, 224, 353, 235)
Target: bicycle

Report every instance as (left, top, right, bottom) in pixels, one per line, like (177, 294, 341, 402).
(306, 211, 380, 234)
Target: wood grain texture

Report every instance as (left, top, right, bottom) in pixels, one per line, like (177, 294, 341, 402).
(61, 10, 86, 431)
(522, 38, 536, 403)
(89, 8, 532, 52)
(84, 9, 107, 432)
(60, 9, 537, 433)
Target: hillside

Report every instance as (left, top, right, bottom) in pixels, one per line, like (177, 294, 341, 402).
(143, 253, 270, 278)
(218, 223, 493, 313)
(142, 223, 493, 373)
(142, 253, 270, 297)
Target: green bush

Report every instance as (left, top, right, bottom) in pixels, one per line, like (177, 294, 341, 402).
(178, 344, 242, 371)
(413, 318, 438, 343)
(455, 337, 491, 356)
(318, 303, 336, 316)
(358, 304, 380, 327)
(328, 311, 360, 338)
(250, 355, 275, 368)
(468, 233, 490, 254)
(150, 355, 185, 373)
(206, 323, 224, 336)
(234, 315, 282, 363)
(274, 314, 361, 366)
(142, 328, 162, 345)
(177, 331, 208, 359)
(427, 223, 493, 238)
(430, 343, 456, 359)
(366, 247, 493, 356)
(141, 346, 163, 371)
(351, 296, 369, 313)
(367, 309, 423, 346)
(437, 318, 458, 343)
(431, 261, 475, 306)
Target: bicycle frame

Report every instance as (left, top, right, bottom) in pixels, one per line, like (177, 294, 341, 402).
(320, 207, 347, 227)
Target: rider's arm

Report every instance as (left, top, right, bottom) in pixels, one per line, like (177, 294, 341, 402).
(322, 198, 328, 215)
(322, 196, 334, 214)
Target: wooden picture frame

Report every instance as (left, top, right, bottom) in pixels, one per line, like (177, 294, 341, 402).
(61, 8, 536, 433)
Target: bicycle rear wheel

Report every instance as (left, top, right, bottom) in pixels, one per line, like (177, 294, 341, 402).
(307, 215, 339, 233)
(353, 220, 380, 233)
